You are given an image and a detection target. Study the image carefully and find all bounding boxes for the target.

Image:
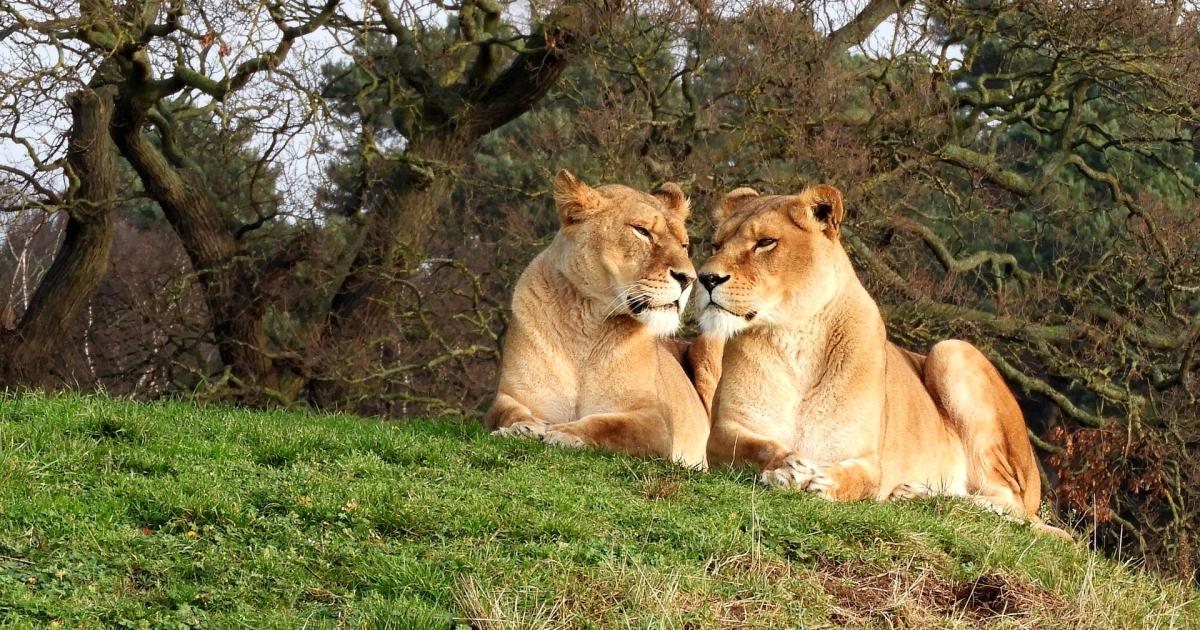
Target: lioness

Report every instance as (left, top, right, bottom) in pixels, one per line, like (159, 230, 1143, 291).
(485, 170, 711, 468)
(696, 184, 1056, 528)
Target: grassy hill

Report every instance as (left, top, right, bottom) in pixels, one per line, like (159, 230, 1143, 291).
(0, 394, 1194, 629)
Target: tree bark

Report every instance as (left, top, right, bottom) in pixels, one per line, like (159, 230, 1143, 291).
(0, 86, 119, 386)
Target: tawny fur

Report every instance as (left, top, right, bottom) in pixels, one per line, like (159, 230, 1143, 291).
(484, 170, 715, 468)
(696, 185, 1064, 535)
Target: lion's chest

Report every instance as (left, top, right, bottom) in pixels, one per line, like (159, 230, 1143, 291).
(724, 338, 878, 460)
(573, 342, 666, 416)
(514, 325, 666, 422)
(793, 395, 891, 469)
(717, 343, 818, 443)
(788, 388, 862, 458)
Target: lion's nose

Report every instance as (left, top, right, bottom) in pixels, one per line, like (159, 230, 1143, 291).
(669, 270, 694, 289)
(698, 272, 730, 292)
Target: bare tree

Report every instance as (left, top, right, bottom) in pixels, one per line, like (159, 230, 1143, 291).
(0, 0, 122, 383)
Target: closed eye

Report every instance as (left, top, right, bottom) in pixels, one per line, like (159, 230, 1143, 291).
(755, 238, 777, 251)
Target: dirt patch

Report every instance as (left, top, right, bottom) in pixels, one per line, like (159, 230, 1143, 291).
(817, 559, 1077, 626)
(953, 572, 1059, 622)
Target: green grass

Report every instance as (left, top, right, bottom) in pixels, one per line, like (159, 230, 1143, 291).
(0, 394, 1194, 629)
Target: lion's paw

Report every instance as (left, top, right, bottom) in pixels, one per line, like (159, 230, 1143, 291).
(491, 419, 547, 440)
(804, 466, 839, 501)
(542, 429, 586, 449)
(759, 454, 818, 489)
(888, 482, 932, 502)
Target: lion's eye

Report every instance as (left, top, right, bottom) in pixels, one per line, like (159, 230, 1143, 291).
(632, 225, 652, 240)
(684, 242, 692, 254)
(755, 238, 778, 251)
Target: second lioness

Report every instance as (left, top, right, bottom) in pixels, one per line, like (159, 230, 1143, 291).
(485, 170, 712, 468)
(696, 184, 1051, 524)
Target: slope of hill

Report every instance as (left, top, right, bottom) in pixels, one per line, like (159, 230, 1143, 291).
(0, 393, 1195, 628)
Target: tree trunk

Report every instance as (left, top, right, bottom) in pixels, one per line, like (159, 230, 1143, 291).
(110, 98, 279, 402)
(0, 86, 118, 387)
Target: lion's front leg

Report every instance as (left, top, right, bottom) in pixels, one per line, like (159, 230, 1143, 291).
(542, 409, 672, 461)
(708, 419, 793, 470)
(685, 334, 725, 415)
(486, 392, 548, 439)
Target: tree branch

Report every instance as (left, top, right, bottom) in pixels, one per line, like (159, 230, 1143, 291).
(458, 0, 622, 140)
(822, 0, 915, 63)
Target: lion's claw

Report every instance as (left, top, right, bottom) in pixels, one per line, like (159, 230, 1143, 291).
(491, 419, 547, 439)
(888, 482, 932, 501)
(543, 429, 585, 449)
(805, 467, 838, 500)
(760, 455, 846, 500)
(760, 454, 818, 489)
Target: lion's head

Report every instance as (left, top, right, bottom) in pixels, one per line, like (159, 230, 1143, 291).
(551, 169, 696, 336)
(696, 184, 848, 338)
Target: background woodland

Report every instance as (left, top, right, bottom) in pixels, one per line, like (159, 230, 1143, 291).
(1, 0, 1198, 581)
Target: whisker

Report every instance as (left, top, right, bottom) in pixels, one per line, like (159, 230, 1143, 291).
(603, 285, 637, 319)
(612, 284, 655, 319)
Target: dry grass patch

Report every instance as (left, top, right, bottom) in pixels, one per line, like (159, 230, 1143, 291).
(453, 576, 569, 630)
(817, 559, 1078, 628)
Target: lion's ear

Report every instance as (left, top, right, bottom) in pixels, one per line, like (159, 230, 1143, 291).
(803, 184, 845, 238)
(713, 187, 759, 224)
(553, 169, 601, 225)
(652, 182, 689, 220)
